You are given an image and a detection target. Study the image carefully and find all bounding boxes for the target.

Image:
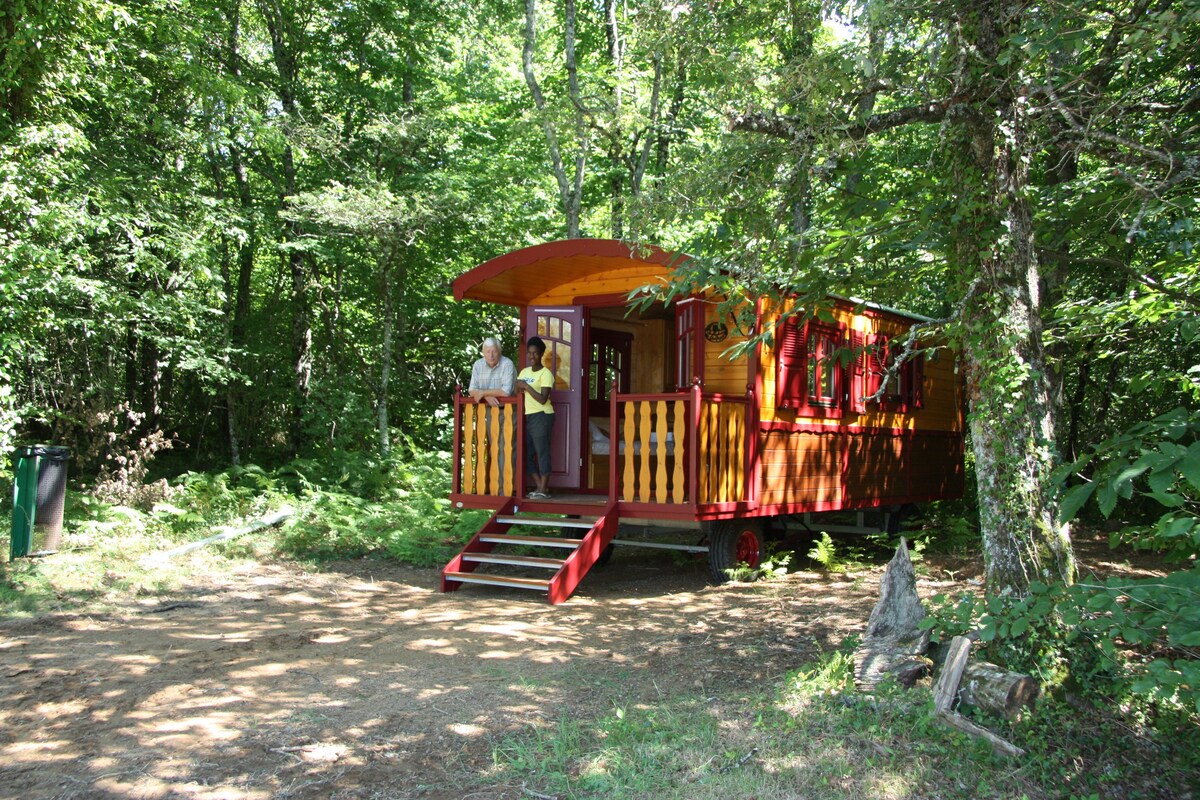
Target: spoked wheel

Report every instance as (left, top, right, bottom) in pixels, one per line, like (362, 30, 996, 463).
(706, 519, 765, 584)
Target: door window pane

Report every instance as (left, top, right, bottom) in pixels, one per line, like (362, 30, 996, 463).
(554, 342, 571, 389)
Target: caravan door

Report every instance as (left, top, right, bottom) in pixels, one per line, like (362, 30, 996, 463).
(526, 306, 583, 488)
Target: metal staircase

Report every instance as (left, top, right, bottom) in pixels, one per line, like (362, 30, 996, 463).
(441, 498, 619, 604)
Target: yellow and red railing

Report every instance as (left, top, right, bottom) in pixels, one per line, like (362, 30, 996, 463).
(452, 384, 756, 514)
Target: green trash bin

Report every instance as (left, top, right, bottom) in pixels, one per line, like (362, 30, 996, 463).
(10, 445, 70, 558)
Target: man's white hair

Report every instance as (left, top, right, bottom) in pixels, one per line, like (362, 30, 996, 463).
(481, 336, 502, 351)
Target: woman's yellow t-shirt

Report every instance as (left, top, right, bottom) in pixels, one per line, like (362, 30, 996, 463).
(518, 367, 555, 415)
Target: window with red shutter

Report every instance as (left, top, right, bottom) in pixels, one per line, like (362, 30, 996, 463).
(864, 333, 889, 404)
(806, 323, 842, 408)
(775, 314, 846, 418)
(863, 333, 925, 412)
(905, 349, 925, 409)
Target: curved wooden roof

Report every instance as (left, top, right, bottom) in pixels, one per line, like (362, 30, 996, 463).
(453, 239, 690, 306)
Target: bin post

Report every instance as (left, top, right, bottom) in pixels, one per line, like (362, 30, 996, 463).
(11, 446, 38, 559)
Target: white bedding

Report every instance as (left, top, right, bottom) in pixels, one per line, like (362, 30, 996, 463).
(589, 421, 675, 456)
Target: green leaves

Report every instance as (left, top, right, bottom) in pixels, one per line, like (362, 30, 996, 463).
(1057, 409, 1199, 562)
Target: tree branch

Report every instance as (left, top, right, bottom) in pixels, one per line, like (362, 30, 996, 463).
(730, 94, 973, 144)
(1035, 248, 1200, 309)
(859, 277, 982, 405)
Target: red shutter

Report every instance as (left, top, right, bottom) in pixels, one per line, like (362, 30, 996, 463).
(906, 350, 925, 409)
(849, 331, 866, 413)
(775, 315, 806, 409)
(864, 333, 887, 403)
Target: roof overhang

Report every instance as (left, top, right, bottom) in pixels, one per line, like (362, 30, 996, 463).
(453, 238, 690, 307)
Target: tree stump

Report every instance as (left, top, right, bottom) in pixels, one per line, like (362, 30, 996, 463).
(853, 538, 932, 690)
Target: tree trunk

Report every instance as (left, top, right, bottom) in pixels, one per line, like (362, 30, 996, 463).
(259, 0, 312, 455)
(522, 0, 585, 238)
(655, 60, 686, 173)
(206, 0, 256, 465)
(377, 245, 393, 459)
(951, 0, 1075, 597)
(605, 0, 624, 238)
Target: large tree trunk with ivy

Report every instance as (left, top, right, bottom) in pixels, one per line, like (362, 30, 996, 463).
(952, 0, 1075, 596)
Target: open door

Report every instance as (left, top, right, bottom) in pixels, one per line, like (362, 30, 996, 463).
(526, 306, 583, 488)
(587, 328, 633, 417)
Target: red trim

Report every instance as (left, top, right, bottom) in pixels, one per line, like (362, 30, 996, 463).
(454, 239, 690, 302)
(448, 494, 510, 510)
(548, 499, 619, 604)
(746, 298, 763, 511)
(618, 502, 699, 520)
(758, 420, 962, 437)
(675, 298, 704, 388)
(689, 383, 701, 510)
(609, 382, 619, 502)
(516, 392, 526, 500)
(695, 501, 757, 515)
(451, 390, 464, 495)
(743, 494, 957, 517)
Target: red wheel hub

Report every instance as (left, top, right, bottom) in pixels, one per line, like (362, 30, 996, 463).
(734, 529, 761, 567)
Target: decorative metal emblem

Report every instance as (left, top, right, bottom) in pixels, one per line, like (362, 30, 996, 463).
(704, 321, 729, 343)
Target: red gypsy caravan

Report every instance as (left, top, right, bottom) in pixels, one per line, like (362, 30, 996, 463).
(443, 239, 965, 603)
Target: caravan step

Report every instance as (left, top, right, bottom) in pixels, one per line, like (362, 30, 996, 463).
(443, 571, 550, 591)
(462, 553, 565, 569)
(480, 534, 584, 549)
(497, 515, 597, 529)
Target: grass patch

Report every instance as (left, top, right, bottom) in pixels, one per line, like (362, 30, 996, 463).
(0, 498, 272, 615)
(1, 446, 486, 616)
(490, 646, 1200, 799)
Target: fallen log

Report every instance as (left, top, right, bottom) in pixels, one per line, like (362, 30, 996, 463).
(930, 639, 1040, 719)
(938, 708, 1026, 758)
(958, 660, 1039, 720)
(853, 538, 932, 690)
(145, 506, 295, 562)
(932, 635, 1027, 758)
(932, 635, 971, 714)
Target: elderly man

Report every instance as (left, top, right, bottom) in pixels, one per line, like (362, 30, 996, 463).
(468, 337, 516, 405)
(467, 337, 516, 492)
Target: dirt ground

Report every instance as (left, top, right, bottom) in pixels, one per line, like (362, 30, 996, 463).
(0, 533, 1169, 800)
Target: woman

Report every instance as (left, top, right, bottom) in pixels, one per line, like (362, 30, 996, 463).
(516, 336, 555, 499)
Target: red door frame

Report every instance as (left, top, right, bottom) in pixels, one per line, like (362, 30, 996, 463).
(524, 305, 584, 489)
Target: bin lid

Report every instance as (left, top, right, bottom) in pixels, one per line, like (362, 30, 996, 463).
(17, 445, 70, 460)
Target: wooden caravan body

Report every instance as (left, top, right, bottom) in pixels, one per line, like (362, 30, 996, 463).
(443, 239, 964, 602)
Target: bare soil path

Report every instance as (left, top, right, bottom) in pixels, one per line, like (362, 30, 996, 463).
(0, 535, 1163, 799)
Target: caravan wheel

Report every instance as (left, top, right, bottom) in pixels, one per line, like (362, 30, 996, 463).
(707, 520, 764, 584)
